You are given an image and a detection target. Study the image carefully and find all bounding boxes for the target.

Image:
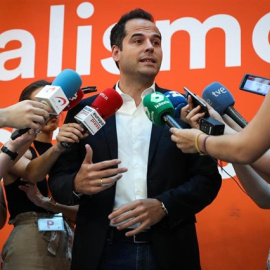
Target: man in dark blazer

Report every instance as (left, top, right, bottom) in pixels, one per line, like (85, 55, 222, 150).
(49, 8, 222, 270)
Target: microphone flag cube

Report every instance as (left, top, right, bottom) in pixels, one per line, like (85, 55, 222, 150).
(74, 106, 105, 135)
(35, 85, 69, 115)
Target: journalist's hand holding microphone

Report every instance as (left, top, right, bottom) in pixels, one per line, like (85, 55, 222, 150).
(180, 95, 206, 129)
(170, 95, 205, 151)
(18, 122, 88, 184)
(175, 96, 270, 208)
(171, 82, 270, 164)
(56, 122, 88, 149)
(0, 100, 51, 130)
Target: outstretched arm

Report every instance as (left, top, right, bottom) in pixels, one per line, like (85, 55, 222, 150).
(19, 181, 78, 222)
(10, 123, 87, 183)
(177, 99, 270, 208)
(170, 91, 270, 164)
(0, 129, 36, 179)
(0, 100, 51, 129)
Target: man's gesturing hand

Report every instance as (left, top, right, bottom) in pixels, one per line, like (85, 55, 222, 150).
(73, 144, 127, 195)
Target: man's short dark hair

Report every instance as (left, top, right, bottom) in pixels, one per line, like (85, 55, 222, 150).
(110, 8, 154, 50)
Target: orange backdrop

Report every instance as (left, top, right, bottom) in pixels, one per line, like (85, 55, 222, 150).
(0, 0, 270, 269)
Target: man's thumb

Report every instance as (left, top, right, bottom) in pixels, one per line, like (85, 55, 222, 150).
(83, 144, 93, 164)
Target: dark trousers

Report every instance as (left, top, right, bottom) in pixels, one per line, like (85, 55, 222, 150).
(98, 228, 161, 270)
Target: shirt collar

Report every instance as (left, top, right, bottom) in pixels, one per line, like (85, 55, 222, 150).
(115, 81, 155, 102)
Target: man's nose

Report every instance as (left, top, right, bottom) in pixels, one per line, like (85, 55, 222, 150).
(145, 40, 154, 52)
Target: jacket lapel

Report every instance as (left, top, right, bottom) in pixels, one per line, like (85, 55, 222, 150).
(148, 124, 164, 166)
(147, 85, 168, 166)
(103, 114, 118, 159)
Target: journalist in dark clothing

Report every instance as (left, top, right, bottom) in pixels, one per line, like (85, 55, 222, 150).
(48, 8, 222, 270)
(1, 80, 80, 270)
(2, 138, 73, 270)
(4, 141, 51, 220)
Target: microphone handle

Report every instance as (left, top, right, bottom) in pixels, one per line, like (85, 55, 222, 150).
(81, 86, 97, 93)
(225, 106, 248, 128)
(162, 114, 182, 129)
(61, 122, 88, 148)
(10, 113, 54, 140)
(11, 128, 30, 140)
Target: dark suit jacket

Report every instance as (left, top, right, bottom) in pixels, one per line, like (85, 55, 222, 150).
(49, 85, 222, 270)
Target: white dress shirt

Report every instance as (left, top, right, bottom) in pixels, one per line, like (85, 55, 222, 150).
(113, 82, 155, 227)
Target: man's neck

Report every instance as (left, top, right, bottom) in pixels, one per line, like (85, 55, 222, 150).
(118, 76, 155, 106)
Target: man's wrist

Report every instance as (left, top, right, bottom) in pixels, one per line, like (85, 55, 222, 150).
(73, 191, 83, 199)
(157, 199, 168, 215)
(72, 177, 83, 198)
(161, 201, 168, 215)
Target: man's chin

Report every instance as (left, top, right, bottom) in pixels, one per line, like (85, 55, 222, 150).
(140, 67, 159, 77)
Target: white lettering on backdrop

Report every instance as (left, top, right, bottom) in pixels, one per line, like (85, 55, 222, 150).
(0, 2, 269, 80)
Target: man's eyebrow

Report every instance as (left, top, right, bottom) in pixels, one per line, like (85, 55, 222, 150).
(154, 34, 162, 40)
(130, 33, 162, 40)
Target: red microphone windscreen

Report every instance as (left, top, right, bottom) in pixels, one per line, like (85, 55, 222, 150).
(63, 88, 84, 111)
(92, 88, 123, 120)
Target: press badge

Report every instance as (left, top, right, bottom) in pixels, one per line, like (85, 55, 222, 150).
(38, 213, 65, 231)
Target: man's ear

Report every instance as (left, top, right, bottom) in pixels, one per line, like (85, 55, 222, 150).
(112, 45, 120, 62)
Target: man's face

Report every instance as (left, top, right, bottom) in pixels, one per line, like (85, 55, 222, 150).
(112, 18, 163, 79)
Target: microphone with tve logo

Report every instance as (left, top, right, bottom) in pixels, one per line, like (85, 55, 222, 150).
(11, 69, 82, 140)
(143, 92, 182, 129)
(61, 88, 123, 148)
(202, 82, 248, 128)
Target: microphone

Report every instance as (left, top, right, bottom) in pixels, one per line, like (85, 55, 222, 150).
(63, 88, 85, 111)
(11, 69, 82, 140)
(165, 89, 224, 135)
(61, 88, 123, 148)
(142, 92, 182, 129)
(63, 86, 98, 111)
(164, 91, 187, 118)
(35, 69, 82, 114)
(202, 82, 248, 128)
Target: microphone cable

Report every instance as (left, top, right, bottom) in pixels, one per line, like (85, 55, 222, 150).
(211, 157, 270, 203)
